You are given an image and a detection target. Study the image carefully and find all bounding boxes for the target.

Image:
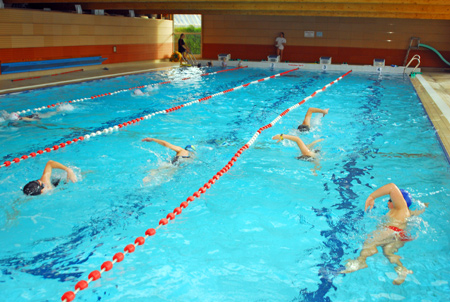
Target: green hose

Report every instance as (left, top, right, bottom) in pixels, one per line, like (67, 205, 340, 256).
(419, 43, 450, 66)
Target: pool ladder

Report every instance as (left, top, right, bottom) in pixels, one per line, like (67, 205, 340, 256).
(403, 37, 421, 66)
(187, 52, 198, 66)
(404, 55, 421, 77)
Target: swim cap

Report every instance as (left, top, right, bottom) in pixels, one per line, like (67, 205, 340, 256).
(297, 124, 310, 132)
(10, 113, 20, 121)
(400, 189, 412, 207)
(23, 180, 44, 196)
(185, 145, 196, 152)
(133, 89, 145, 96)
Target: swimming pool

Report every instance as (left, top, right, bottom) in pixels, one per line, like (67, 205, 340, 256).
(1, 67, 449, 301)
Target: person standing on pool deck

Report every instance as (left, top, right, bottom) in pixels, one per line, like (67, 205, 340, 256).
(178, 34, 191, 64)
(275, 32, 286, 61)
(341, 183, 428, 285)
(23, 160, 77, 196)
(297, 107, 329, 132)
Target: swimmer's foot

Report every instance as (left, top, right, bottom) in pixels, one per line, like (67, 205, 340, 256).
(393, 266, 413, 285)
(340, 259, 368, 274)
(323, 108, 329, 117)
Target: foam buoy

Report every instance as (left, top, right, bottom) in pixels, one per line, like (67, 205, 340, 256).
(101, 261, 113, 272)
(61, 291, 75, 302)
(124, 244, 135, 253)
(113, 252, 124, 263)
(88, 270, 101, 281)
(75, 280, 88, 291)
(145, 228, 156, 236)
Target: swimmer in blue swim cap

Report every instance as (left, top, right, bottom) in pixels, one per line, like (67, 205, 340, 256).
(23, 160, 77, 196)
(272, 133, 324, 175)
(141, 138, 196, 183)
(297, 107, 329, 132)
(341, 183, 429, 285)
(142, 137, 195, 165)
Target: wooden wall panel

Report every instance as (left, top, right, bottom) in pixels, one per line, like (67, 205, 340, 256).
(0, 8, 173, 66)
(202, 14, 450, 67)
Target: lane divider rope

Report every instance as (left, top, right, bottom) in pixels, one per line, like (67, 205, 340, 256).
(13, 66, 248, 115)
(1, 68, 299, 169)
(60, 70, 352, 302)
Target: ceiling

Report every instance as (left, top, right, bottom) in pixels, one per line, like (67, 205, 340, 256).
(3, 0, 450, 20)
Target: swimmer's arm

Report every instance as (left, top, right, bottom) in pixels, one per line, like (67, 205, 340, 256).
(272, 134, 311, 156)
(40, 160, 77, 184)
(306, 139, 324, 150)
(19, 117, 36, 122)
(410, 203, 429, 216)
(365, 183, 405, 211)
(142, 138, 184, 152)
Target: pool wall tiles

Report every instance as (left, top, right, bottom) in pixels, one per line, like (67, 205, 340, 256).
(202, 15, 450, 68)
(0, 9, 173, 65)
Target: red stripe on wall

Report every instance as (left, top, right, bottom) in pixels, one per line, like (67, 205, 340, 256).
(203, 43, 450, 68)
(0, 44, 173, 65)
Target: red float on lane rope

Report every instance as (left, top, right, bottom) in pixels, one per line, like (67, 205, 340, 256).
(75, 280, 88, 291)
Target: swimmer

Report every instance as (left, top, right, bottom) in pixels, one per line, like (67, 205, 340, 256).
(221, 59, 227, 68)
(297, 107, 329, 132)
(272, 134, 323, 161)
(141, 137, 196, 182)
(4, 109, 62, 123)
(22, 160, 77, 196)
(341, 183, 428, 285)
(272, 133, 323, 175)
(133, 89, 146, 96)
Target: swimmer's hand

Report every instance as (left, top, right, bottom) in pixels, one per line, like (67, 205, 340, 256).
(142, 138, 154, 142)
(272, 134, 283, 143)
(66, 169, 77, 183)
(424, 202, 429, 208)
(365, 195, 375, 212)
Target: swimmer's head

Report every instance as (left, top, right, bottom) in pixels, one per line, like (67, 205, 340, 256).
(297, 124, 310, 132)
(185, 145, 196, 152)
(388, 189, 412, 208)
(23, 180, 45, 196)
(10, 112, 20, 121)
(133, 89, 145, 96)
(400, 189, 412, 207)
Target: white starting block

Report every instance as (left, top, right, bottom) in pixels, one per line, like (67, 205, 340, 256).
(320, 56, 332, 64)
(373, 58, 385, 67)
(218, 54, 230, 62)
(268, 55, 280, 63)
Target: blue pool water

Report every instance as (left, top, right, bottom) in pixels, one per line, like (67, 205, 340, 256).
(0, 67, 449, 301)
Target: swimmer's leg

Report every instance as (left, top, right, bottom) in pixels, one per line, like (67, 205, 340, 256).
(341, 228, 393, 274)
(382, 241, 412, 285)
(301, 108, 329, 127)
(143, 169, 159, 183)
(341, 243, 376, 273)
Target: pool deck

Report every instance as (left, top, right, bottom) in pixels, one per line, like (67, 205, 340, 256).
(1, 60, 449, 160)
(410, 72, 450, 161)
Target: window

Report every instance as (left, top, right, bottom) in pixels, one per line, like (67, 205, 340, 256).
(173, 14, 201, 55)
